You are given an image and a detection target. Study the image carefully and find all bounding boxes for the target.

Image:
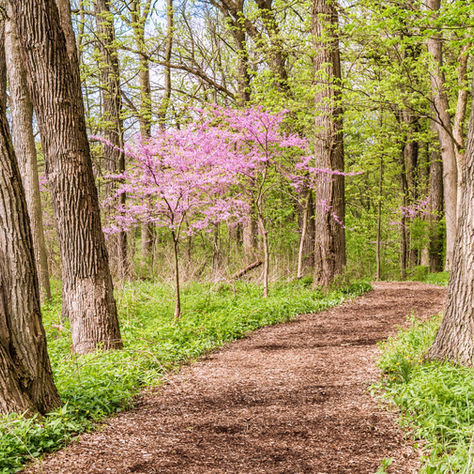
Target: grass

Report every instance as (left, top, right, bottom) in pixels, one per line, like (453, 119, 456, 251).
(376, 315, 474, 473)
(423, 271, 450, 287)
(0, 279, 371, 473)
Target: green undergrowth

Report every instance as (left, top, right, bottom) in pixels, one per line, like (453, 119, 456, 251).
(422, 271, 450, 287)
(376, 315, 474, 473)
(0, 279, 371, 472)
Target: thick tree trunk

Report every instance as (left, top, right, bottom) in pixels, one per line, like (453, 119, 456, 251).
(312, 0, 346, 287)
(428, 120, 444, 273)
(429, 79, 474, 366)
(55, 0, 80, 87)
(11, 0, 123, 354)
(4, 9, 51, 302)
(94, 0, 128, 280)
(0, 34, 60, 412)
(426, 0, 458, 270)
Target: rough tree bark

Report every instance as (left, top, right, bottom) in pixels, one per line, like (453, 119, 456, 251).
(428, 77, 474, 367)
(4, 6, 52, 302)
(95, 0, 128, 280)
(0, 24, 60, 413)
(426, 0, 458, 270)
(10, 0, 123, 354)
(312, 0, 346, 286)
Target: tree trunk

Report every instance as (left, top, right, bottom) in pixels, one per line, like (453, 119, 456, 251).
(312, 0, 346, 287)
(399, 145, 409, 280)
(428, 77, 474, 366)
(297, 190, 315, 278)
(94, 0, 128, 280)
(11, 0, 123, 354)
(402, 110, 420, 267)
(375, 153, 384, 281)
(55, 0, 80, 87)
(428, 119, 444, 273)
(171, 233, 181, 320)
(258, 215, 270, 298)
(0, 28, 60, 412)
(130, 1, 154, 264)
(426, 0, 458, 270)
(157, 0, 173, 129)
(4, 8, 51, 302)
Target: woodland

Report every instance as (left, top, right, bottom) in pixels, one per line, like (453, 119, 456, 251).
(0, 0, 473, 472)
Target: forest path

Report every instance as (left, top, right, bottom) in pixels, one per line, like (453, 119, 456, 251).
(27, 282, 446, 474)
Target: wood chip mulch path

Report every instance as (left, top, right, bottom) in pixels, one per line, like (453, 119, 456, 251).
(26, 281, 446, 474)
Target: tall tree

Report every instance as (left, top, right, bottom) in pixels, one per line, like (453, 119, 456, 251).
(426, 0, 458, 270)
(10, 0, 123, 354)
(95, 0, 128, 279)
(428, 118, 444, 273)
(312, 0, 345, 286)
(157, 0, 174, 129)
(0, 19, 60, 413)
(429, 76, 474, 367)
(4, 5, 51, 301)
(130, 0, 154, 262)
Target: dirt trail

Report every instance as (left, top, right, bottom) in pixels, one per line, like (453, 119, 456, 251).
(26, 282, 446, 474)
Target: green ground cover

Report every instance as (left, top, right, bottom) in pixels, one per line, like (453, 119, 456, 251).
(0, 279, 370, 473)
(377, 314, 473, 473)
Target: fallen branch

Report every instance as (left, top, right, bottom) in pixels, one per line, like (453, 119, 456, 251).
(232, 260, 263, 280)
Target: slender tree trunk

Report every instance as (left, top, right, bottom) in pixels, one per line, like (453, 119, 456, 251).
(11, 0, 123, 354)
(4, 9, 51, 302)
(0, 25, 60, 412)
(402, 110, 420, 267)
(399, 146, 409, 280)
(171, 233, 181, 320)
(257, 215, 269, 298)
(429, 77, 474, 366)
(157, 0, 173, 129)
(297, 193, 310, 279)
(221, 0, 259, 262)
(429, 119, 444, 272)
(375, 154, 384, 281)
(254, 0, 289, 94)
(243, 202, 258, 263)
(312, 0, 346, 287)
(130, 0, 154, 264)
(426, 0, 458, 270)
(94, 0, 128, 280)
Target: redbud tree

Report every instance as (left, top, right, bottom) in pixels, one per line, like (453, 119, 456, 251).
(99, 106, 343, 312)
(99, 124, 249, 319)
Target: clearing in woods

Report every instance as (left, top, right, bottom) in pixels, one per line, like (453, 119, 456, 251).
(27, 282, 446, 473)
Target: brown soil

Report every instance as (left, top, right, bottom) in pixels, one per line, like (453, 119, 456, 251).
(26, 281, 446, 474)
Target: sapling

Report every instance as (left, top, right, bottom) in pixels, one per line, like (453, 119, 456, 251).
(97, 125, 248, 319)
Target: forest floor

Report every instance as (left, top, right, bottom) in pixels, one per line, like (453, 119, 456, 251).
(26, 282, 446, 474)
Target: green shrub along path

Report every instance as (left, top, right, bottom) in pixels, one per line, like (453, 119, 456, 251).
(377, 316, 474, 473)
(0, 280, 369, 472)
(15, 281, 448, 473)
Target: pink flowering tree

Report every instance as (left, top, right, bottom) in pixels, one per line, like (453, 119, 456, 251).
(98, 125, 249, 319)
(202, 107, 310, 297)
(100, 106, 333, 303)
